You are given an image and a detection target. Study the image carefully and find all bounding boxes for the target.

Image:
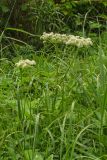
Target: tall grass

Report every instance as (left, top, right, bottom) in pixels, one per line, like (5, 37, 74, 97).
(1, 27, 107, 159)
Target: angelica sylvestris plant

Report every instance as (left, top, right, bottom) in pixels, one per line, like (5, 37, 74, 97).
(40, 32, 93, 48)
(15, 59, 36, 120)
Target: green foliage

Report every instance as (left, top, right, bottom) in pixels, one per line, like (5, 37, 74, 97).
(54, 0, 107, 34)
(1, 38, 107, 159)
(1, 0, 107, 34)
(0, 1, 9, 13)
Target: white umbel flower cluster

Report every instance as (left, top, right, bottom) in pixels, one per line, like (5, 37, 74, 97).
(40, 32, 93, 47)
(15, 59, 36, 68)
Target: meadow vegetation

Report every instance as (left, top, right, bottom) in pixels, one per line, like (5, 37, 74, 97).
(1, 0, 107, 160)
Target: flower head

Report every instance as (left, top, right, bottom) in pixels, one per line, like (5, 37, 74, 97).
(40, 32, 93, 47)
(15, 59, 36, 68)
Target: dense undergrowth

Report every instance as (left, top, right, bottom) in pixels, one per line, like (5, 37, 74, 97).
(1, 34, 107, 159)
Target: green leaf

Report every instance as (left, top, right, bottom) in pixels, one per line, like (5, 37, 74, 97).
(89, 22, 102, 29)
(102, 2, 107, 7)
(1, 5, 9, 13)
(47, 154, 53, 160)
(24, 150, 43, 160)
(99, 14, 107, 20)
(5, 28, 36, 37)
(21, 4, 28, 11)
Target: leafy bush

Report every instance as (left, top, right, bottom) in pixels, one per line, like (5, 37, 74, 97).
(54, 0, 107, 35)
(1, 0, 107, 34)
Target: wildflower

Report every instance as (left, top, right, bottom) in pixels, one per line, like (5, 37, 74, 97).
(15, 59, 36, 68)
(40, 32, 93, 47)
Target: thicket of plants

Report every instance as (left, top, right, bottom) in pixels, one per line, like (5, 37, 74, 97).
(1, 0, 107, 45)
(1, 0, 107, 160)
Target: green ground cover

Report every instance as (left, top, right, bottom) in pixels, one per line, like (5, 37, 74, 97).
(1, 33, 107, 160)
